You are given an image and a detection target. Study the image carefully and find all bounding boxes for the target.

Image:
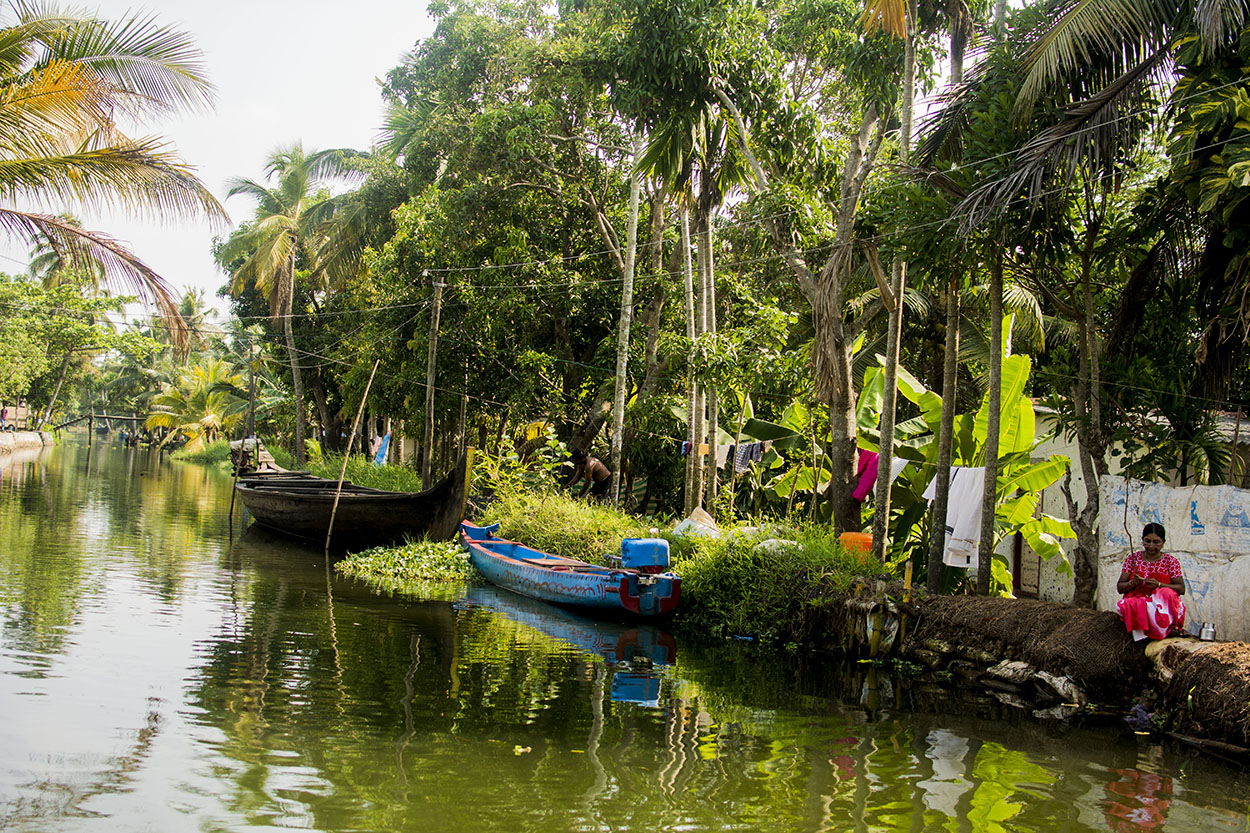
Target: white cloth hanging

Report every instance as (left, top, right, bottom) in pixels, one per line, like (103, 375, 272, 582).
(922, 466, 986, 569)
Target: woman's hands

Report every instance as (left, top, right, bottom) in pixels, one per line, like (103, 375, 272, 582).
(1118, 572, 1167, 593)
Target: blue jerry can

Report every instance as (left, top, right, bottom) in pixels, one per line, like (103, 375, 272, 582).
(620, 537, 670, 570)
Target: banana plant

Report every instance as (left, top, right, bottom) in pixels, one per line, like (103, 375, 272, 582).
(856, 351, 1073, 589)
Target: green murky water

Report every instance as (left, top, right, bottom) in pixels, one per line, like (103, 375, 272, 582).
(1, 436, 1247, 832)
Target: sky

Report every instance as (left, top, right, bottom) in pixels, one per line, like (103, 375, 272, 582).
(1, 0, 438, 318)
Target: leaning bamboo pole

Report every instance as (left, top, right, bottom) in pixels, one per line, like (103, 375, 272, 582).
(326, 360, 381, 553)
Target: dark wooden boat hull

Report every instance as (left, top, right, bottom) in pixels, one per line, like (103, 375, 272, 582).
(235, 454, 470, 547)
(459, 522, 681, 618)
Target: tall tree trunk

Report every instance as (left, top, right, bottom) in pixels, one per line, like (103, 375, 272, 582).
(423, 278, 445, 489)
(871, 21, 915, 563)
(928, 273, 961, 592)
(247, 338, 257, 440)
(609, 141, 642, 506)
(309, 378, 336, 452)
(283, 308, 305, 467)
(42, 351, 73, 427)
(681, 205, 699, 515)
(702, 210, 719, 512)
(1067, 261, 1108, 606)
(640, 190, 668, 399)
(691, 207, 709, 510)
(925, 19, 968, 593)
(977, 251, 1004, 594)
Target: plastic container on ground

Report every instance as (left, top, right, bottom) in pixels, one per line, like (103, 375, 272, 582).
(840, 532, 873, 559)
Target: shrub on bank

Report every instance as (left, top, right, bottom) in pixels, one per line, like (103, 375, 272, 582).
(334, 467, 885, 647)
(672, 526, 883, 644)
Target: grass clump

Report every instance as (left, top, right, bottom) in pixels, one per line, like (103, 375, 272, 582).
(336, 538, 477, 600)
(480, 489, 652, 564)
(672, 525, 883, 643)
(172, 439, 231, 465)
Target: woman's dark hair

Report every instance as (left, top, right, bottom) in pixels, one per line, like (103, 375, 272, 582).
(1142, 522, 1166, 541)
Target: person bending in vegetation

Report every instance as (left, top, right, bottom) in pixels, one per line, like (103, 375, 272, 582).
(567, 448, 610, 501)
(1116, 523, 1186, 641)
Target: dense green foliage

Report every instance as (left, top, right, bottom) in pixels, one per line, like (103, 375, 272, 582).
(307, 456, 428, 492)
(337, 481, 886, 646)
(19, 0, 1250, 606)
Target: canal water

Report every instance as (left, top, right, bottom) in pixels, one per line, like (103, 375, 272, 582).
(1, 437, 1246, 832)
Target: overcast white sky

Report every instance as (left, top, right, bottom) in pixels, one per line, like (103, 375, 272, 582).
(1, 1, 437, 317)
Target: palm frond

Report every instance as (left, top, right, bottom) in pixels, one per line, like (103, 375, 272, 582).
(958, 48, 1168, 229)
(379, 97, 441, 159)
(0, 60, 119, 145)
(0, 207, 188, 347)
(1194, 0, 1250, 58)
(914, 71, 982, 166)
(1002, 281, 1045, 351)
(861, 0, 908, 38)
(1015, 0, 1171, 118)
(33, 7, 215, 116)
(0, 137, 227, 221)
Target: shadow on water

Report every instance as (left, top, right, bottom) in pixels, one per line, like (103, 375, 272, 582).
(1, 436, 1249, 832)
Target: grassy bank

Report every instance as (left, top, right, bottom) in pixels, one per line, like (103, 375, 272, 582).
(307, 455, 426, 491)
(171, 439, 231, 465)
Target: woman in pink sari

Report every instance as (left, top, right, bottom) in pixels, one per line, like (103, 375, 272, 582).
(1116, 523, 1186, 641)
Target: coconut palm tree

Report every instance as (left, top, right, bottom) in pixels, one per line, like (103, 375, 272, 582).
(216, 143, 363, 466)
(146, 359, 246, 450)
(0, 3, 226, 344)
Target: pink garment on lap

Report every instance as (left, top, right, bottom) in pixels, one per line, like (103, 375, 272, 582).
(1118, 588, 1186, 640)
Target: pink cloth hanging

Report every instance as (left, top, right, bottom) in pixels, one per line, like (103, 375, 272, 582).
(851, 450, 879, 501)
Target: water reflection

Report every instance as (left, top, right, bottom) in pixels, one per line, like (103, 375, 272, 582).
(1, 437, 1249, 832)
(459, 585, 675, 705)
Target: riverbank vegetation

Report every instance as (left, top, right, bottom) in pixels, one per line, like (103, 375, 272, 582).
(8, 0, 1250, 611)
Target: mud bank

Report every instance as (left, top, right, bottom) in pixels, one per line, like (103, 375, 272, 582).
(800, 585, 1249, 760)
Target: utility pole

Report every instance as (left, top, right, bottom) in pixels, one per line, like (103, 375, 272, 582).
(423, 274, 444, 489)
(247, 337, 257, 439)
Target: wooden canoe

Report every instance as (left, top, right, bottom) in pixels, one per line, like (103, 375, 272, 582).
(234, 453, 470, 547)
(459, 521, 681, 618)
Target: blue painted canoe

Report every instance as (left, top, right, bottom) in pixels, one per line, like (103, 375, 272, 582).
(459, 521, 681, 618)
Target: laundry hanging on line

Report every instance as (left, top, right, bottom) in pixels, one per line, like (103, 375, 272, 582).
(921, 466, 986, 569)
(732, 442, 767, 473)
(851, 450, 911, 501)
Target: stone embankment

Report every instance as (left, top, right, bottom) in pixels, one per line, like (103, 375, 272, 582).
(0, 431, 52, 455)
(803, 584, 1250, 762)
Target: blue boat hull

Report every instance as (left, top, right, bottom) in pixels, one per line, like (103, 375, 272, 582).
(459, 522, 680, 618)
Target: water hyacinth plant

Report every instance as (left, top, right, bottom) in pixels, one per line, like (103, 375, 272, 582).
(336, 538, 477, 600)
